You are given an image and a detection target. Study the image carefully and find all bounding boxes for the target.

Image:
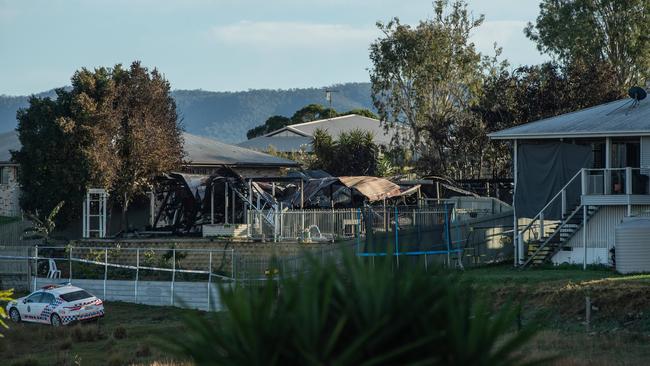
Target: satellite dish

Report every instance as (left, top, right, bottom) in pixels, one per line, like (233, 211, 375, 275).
(628, 86, 647, 101)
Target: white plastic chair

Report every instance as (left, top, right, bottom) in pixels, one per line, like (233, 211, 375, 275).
(47, 259, 61, 279)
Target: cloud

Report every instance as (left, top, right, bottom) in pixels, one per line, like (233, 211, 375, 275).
(210, 21, 378, 49)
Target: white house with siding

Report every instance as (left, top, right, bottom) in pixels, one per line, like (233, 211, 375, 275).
(489, 97, 650, 267)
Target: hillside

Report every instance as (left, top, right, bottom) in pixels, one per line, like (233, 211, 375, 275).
(0, 82, 374, 143)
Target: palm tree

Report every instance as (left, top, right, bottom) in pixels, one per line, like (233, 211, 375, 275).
(22, 201, 65, 243)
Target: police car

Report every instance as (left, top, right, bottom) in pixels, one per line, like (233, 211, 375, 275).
(6, 284, 104, 326)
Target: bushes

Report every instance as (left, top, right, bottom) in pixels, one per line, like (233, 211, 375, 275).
(113, 326, 127, 340)
(166, 254, 544, 365)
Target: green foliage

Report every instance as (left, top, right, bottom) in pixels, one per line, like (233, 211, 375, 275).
(370, 0, 626, 180)
(246, 115, 291, 139)
(476, 59, 622, 178)
(264, 145, 316, 169)
(165, 255, 542, 366)
(246, 103, 378, 139)
(525, 0, 650, 90)
(369, 0, 485, 178)
(311, 128, 378, 176)
(13, 61, 183, 227)
(0, 288, 14, 337)
(22, 200, 64, 242)
(340, 108, 378, 119)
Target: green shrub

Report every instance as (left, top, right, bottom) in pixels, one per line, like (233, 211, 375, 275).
(10, 358, 40, 366)
(113, 326, 127, 340)
(106, 354, 127, 366)
(165, 253, 546, 365)
(135, 343, 152, 358)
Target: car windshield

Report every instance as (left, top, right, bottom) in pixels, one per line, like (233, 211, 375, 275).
(60, 290, 93, 302)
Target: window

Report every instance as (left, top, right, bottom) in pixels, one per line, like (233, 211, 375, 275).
(60, 290, 93, 302)
(40, 293, 55, 304)
(0, 167, 9, 185)
(25, 292, 43, 303)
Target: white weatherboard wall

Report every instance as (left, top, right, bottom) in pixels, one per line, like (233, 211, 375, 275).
(552, 205, 650, 265)
(34, 277, 229, 311)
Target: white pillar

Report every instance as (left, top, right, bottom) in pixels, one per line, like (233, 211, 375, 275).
(513, 139, 518, 267)
(583, 205, 587, 270)
(605, 137, 612, 194)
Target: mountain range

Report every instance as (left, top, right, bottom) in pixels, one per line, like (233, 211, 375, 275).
(0, 82, 374, 143)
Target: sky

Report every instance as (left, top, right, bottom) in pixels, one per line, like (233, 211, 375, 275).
(0, 0, 548, 96)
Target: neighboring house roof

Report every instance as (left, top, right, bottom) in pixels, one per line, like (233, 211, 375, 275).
(237, 114, 399, 152)
(0, 130, 297, 167)
(183, 133, 298, 167)
(489, 98, 650, 140)
(237, 135, 314, 152)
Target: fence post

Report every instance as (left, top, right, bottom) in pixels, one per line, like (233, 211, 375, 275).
(232, 249, 236, 282)
(207, 251, 212, 311)
(68, 247, 72, 283)
(171, 249, 176, 306)
(356, 208, 361, 255)
(103, 248, 107, 300)
(445, 206, 451, 267)
(424, 253, 428, 272)
(33, 245, 38, 291)
(394, 206, 399, 268)
(135, 249, 139, 303)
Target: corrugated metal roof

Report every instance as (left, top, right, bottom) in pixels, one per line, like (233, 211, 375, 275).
(0, 130, 298, 167)
(489, 98, 650, 140)
(236, 135, 313, 152)
(181, 133, 298, 166)
(236, 114, 399, 152)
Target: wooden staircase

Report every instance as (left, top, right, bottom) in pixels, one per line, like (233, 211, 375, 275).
(522, 203, 599, 267)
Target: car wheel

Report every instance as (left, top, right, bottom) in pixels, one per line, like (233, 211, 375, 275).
(9, 308, 20, 323)
(50, 313, 62, 327)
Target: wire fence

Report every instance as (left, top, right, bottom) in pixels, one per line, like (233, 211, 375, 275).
(245, 204, 504, 242)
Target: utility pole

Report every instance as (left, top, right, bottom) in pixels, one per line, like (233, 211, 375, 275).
(325, 89, 339, 111)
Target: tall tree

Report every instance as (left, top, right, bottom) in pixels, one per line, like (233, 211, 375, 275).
(525, 0, 650, 90)
(369, 0, 484, 177)
(110, 62, 184, 226)
(476, 58, 622, 179)
(14, 62, 183, 229)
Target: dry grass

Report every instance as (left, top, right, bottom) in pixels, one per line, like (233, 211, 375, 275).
(524, 329, 650, 366)
(0, 302, 199, 366)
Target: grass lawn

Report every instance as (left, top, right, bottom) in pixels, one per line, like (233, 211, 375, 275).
(4, 264, 650, 365)
(0, 301, 201, 366)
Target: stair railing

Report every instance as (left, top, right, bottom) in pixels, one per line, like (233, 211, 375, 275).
(516, 168, 584, 265)
(519, 204, 582, 268)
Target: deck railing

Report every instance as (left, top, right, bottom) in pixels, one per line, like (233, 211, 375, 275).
(582, 168, 649, 195)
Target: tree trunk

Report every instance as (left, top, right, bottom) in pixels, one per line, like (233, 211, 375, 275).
(121, 192, 130, 232)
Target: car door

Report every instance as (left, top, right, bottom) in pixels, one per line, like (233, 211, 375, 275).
(38, 293, 56, 324)
(21, 292, 44, 323)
